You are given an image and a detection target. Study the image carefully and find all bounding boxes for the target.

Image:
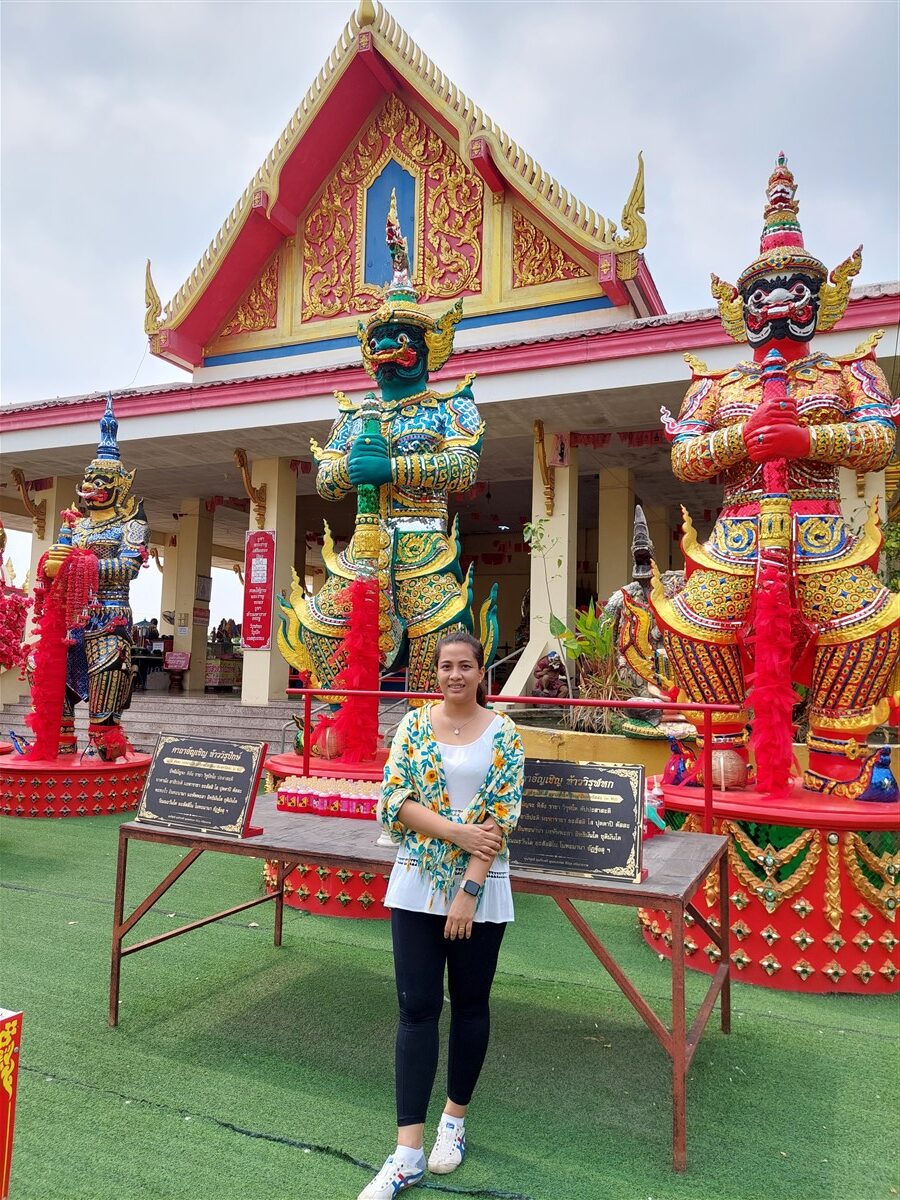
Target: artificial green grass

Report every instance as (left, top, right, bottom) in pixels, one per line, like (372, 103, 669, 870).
(1, 812, 898, 1200)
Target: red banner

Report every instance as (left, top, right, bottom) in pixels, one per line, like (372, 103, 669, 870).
(241, 530, 276, 651)
(0, 1008, 23, 1200)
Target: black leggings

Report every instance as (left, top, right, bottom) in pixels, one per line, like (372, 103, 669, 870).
(391, 908, 506, 1127)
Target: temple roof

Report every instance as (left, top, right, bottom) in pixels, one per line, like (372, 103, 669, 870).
(10, 282, 895, 420)
(145, 0, 659, 370)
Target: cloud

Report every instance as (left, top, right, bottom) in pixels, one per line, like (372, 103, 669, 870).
(1, 0, 897, 405)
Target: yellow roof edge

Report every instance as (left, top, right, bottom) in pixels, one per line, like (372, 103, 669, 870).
(152, 1, 647, 334)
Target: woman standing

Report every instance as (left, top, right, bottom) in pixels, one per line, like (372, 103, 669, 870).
(359, 631, 525, 1200)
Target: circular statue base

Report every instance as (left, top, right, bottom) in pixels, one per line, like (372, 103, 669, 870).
(262, 752, 390, 919)
(640, 783, 900, 994)
(0, 753, 151, 818)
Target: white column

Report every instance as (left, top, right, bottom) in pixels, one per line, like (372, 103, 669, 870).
(159, 539, 178, 632)
(644, 502, 671, 573)
(839, 467, 886, 529)
(503, 431, 578, 696)
(241, 458, 297, 704)
(172, 499, 213, 693)
(596, 468, 634, 602)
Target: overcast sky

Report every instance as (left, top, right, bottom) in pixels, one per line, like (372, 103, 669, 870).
(2, 0, 898, 412)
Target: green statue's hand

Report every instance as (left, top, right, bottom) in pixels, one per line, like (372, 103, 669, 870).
(348, 432, 392, 486)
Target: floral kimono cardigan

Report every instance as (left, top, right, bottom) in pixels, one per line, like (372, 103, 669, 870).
(378, 703, 525, 898)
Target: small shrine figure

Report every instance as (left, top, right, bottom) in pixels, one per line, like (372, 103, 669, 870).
(652, 156, 899, 800)
(603, 505, 683, 694)
(278, 192, 497, 691)
(602, 506, 692, 740)
(38, 396, 149, 759)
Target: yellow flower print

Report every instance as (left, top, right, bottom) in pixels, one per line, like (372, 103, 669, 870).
(424, 767, 439, 786)
(493, 801, 510, 820)
(493, 751, 506, 770)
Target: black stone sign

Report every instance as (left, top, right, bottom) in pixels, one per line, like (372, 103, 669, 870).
(136, 734, 267, 838)
(509, 758, 645, 883)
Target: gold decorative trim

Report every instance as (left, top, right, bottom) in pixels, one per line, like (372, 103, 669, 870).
(839, 329, 884, 363)
(795, 497, 883, 578)
(817, 246, 863, 332)
(153, 2, 648, 333)
(10, 469, 47, 540)
(683, 352, 711, 375)
(233, 449, 267, 529)
(843, 832, 900, 924)
(0, 1015, 19, 1099)
(512, 208, 589, 288)
(233, 562, 244, 585)
(533, 420, 554, 517)
(825, 833, 842, 931)
(710, 273, 746, 343)
(144, 260, 163, 334)
(725, 822, 821, 914)
(321, 522, 355, 581)
(220, 254, 279, 337)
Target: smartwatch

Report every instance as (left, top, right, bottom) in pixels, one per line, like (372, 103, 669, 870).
(462, 879, 482, 898)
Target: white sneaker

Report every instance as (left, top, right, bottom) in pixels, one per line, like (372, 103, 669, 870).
(357, 1153, 425, 1199)
(427, 1120, 466, 1174)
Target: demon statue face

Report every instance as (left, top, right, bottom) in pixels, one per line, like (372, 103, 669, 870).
(741, 270, 821, 349)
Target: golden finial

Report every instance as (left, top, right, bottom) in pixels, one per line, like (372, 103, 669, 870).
(817, 246, 863, 332)
(614, 152, 647, 255)
(144, 260, 163, 334)
(357, 0, 376, 28)
(683, 352, 710, 376)
(679, 505, 699, 556)
(710, 273, 747, 343)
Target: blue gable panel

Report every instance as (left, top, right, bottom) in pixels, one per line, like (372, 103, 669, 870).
(364, 161, 416, 287)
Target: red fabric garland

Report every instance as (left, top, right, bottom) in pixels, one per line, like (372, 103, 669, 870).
(747, 461, 795, 796)
(25, 548, 98, 761)
(323, 577, 382, 763)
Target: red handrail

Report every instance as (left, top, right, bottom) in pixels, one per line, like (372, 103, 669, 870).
(285, 686, 743, 834)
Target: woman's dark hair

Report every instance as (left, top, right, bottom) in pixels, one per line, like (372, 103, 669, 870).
(434, 630, 488, 707)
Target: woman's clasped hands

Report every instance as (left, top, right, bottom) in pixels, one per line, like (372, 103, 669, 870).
(452, 817, 501, 862)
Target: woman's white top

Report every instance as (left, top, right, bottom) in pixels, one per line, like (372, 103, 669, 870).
(384, 715, 514, 923)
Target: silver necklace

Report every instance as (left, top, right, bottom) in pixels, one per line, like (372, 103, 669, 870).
(442, 708, 480, 737)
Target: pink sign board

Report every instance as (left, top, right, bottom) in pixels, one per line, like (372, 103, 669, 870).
(241, 530, 276, 651)
(164, 651, 191, 671)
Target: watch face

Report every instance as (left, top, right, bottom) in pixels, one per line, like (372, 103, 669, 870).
(463, 880, 480, 896)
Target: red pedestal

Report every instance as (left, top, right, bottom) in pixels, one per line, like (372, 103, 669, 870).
(0, 753, 151, 818)
(640, 783, 900, 994)
(263, 856, 389, 919)
(263, 753, 389, 919)
(0, 1008, 23, 1200)
(0, 744, 11, 756)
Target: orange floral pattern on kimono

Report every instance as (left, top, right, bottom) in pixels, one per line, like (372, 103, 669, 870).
(378, 703, 525, 896)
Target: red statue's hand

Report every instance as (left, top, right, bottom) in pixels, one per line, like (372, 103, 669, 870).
(745, 419, 811, 462)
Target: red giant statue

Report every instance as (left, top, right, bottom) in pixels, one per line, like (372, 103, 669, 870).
(653, 156, 898, 801)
